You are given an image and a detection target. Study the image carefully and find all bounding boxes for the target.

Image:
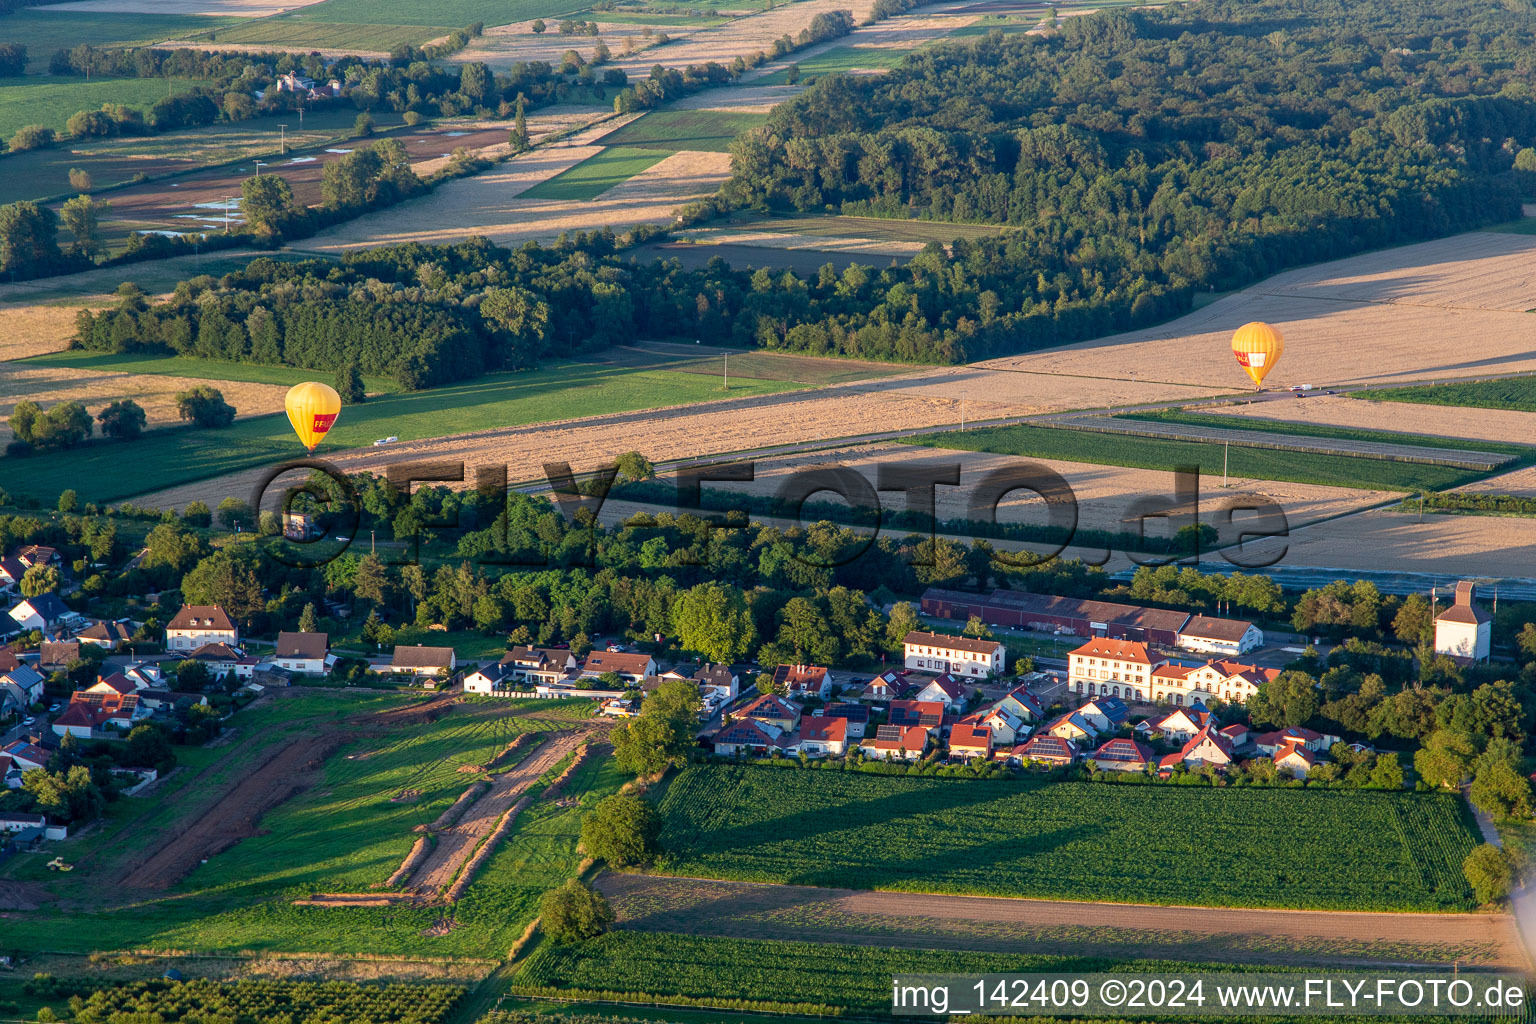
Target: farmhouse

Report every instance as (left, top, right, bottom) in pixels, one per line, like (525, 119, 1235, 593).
(797, 716, 849, 757)
(273, 632, 330, 675)
(1434, 581, 1491, 663)
(581, 650, 657, 684)
(921, 588, 1188, 645)
(774, 663, 832, 700)
(948, 723, 992, 760)
(902, 630, 1005, 677)
(8, 593, 78, 633)
(861, 724, 928, 761)
(166, 605, 238, 653)
(1067, 638, 1159, 700)
(390, 645, 457, 677)
(1177, 615, 1263, 656)
(1091, 737, 1156, 771)
(912, 673, 970, 708)
(1015, 733, 1077, 766)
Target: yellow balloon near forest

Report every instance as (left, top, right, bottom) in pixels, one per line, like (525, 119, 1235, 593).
(1230, 321, 1284, 388)
(285, 381, 341, 452)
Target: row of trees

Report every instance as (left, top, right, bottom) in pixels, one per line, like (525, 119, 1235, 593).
(7, 386, 231, 455)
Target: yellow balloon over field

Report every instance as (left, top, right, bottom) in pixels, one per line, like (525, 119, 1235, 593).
(1230, 321, 1284, 389)
(285, 381, 341, 452)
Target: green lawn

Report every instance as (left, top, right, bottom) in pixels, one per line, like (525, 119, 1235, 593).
(1119, 409, 1532, 456)
(756, 45, 910, 85)
(596, 109, 768, 153)
(0, 76, 217, 141)
(906, 422, 1491, 492)
(520, 146, 672, 201)
(22, 350, 402, 394)
(3, 360, 805, 504)
(0, 12, 241, 70)
(1353, 376, 1536, 413)
(1, 694, 620, 957)
(654, 764, 1480, 912)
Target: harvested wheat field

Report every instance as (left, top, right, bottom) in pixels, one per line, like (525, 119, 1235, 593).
(0, 363, 286, 443)
(1213, 394, 1536, 446)
(302, 145, 727, 252)
(981, 232, 1536, 390)
(1283, 507, 1536, 576)
(653, 441, 1388, 536)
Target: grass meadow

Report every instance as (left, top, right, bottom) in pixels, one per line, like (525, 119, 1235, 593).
(1353, 376, 1536, 413)
(0, 12, 241, 69)
(190, 18, 453, 51)
(907, 422, 1494, 492)
(0, 76, 217, 140)
(0, 693, 621, 957)
(24, 350, 403, 394)
(756, 45, 910, 84)
(1119, 409, 1532, 456)
(596, 109, 768, 152)
(654, 764, 1480, 912)
(520, 146, 672, 201)
(291, 0, 587, 27)
(2, 360, 806, 504)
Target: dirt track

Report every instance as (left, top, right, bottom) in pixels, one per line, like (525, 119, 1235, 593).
(120, 692, 458, 891)
(406, 729, 592, 894)
(597, 874, 1531, 970)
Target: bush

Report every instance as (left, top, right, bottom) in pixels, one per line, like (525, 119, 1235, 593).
(8, 124, 54, 152)
(1462, 843, 1517, 904)
(539, 878, 615, 942)
(579, 793, 661, 866)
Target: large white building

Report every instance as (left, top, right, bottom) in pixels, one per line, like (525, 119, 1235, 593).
(1434, 581, 1491, 663)
(903, 630, 1006, 678)
(1067, 637, 1158, 700)
(166, 605, 238, 653)
(1176, 615, 1263, 656)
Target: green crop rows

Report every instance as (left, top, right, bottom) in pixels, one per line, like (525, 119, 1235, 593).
(653, 765, 1479, 911)
(49, 979, 463, 1024)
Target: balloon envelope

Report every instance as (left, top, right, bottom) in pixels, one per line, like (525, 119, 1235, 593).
(285, 381, 341, 451)
(1230, 321, 1284, 387)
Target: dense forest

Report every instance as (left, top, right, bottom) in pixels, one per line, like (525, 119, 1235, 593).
(715, 0, 1536, 359)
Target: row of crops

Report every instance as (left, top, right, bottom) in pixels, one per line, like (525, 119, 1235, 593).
(653, 764, 1480, 911)
(45, 978, 464, 1024)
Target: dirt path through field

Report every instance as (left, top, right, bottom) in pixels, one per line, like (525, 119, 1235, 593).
(598, 874, 1531, 970)
(407, 728, 593, 894)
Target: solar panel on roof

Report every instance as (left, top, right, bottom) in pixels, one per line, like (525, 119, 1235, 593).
(876, 724, 905, 741)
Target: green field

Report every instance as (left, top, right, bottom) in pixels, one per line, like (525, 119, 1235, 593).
(23, 350, 403, 394)
(1484, 214, 1536, 235)
(907, 422, 1489, 492)
(0, 106, 402, 205)
(718, 212, 1013, 243)
(653, 765, 1480, 911)
(1120, 409, 1533, 456)
(1353, 376, 1536, 413)
(756, 45, 911, 85)
(2, 360, 805, 504)
(1, 694, 620, 956)
(596, 109, 768, 152)
(0, 12, 241, 69)
(176, 17, 452, 50)
(292, 0, 582, 26)
(521, 145, 672, 201)
(945, 15, 1042, 37)
(0, 76, 217, 141)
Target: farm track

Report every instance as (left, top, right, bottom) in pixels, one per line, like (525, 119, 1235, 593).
(118, 692, 461, 891)
(407, 727, 596, 895)
(597, 874, 1533, 971)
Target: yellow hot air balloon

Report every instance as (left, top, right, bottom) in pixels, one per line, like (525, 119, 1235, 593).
(285, 381, 341, 452)
(1230, 321, 1284, 389)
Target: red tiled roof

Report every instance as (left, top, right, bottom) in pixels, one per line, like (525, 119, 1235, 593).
(1019, 734, 1077, 761)
(1070, 638, 1156, 664)
(799, 717, 847, 743)
(865, 724, 928, 752)
(1093, 737, 1154, 763)
(949, 724, 992, 750)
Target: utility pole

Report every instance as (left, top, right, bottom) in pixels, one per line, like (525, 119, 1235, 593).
(279, 124, 288, 155)
(1223, 440, 1229, 488)
(723, 352, 728, 391)
(223, 196, 233, 233)
(961, 399, 966, 431)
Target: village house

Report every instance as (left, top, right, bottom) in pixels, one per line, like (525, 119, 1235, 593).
(166, 605, 239, 653)
(1, 665, 44, 707)
(75, 619, 133, 650)
(1015, 733, 1077, 766)
(693, 664, 738, 700)
(389, 645, 457, 677)
(902, 630, 1005, 678)
(36, 640, 78, 673)
(861, 724, 929, 761)
(948, 723, 992, 760)
(774, 663, 832, 701)
(186, 642, 256, 679)
(8, 593, 78, 634)
(1273, 740, 1319, 777)
(0, 557, 24, 593)
(1077, 696, 1130, 733)
(273, 632, 330, 676)
(1045, 711, 1097, 744)
(462, 660, 516, 695)
(53, 691, 144, 738)
(1159, 724, 1235, 771)
(1220, 722, 1251, 748)
(122, 662, 163, 689)
(994, 684, 1046, 723)
(1146, 704, 1211, 743)
(1067, 638, 1159, 700)
(730, 693, 801, 732)
(502, 646, 579, 685)
(965, 703, 1028, 745)
(2, 740, 47, 772)
(713, 718, 789, 757)
(1252, 726, 1339, 755)
(581, 650, 657, 684)
(912, 673, 970, 708)
(858, 670, 911, 704)
(14, 545, 59, 568)
(1434, 581, 1491, 663)
(83, 672, 137, 696)
(1091, 736, 1156, 771)
(1152, 659, 1277, 706)
(1176, 615, 1263, 656)
(819, 702, 870, 739)
(888, 699, 945, 736)
(797, 716, 849, 757)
